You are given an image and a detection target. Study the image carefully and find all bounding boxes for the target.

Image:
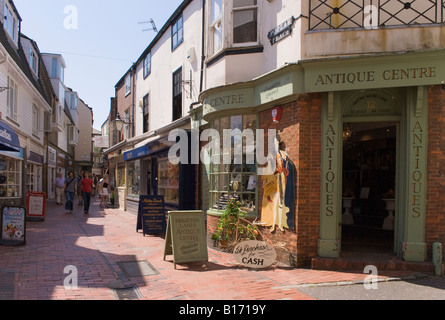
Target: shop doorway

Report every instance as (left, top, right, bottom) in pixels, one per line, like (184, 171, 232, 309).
(341, 121, 397, 254)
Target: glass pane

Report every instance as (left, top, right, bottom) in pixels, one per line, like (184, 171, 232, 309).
(211, 0, 222, 23)
(233, 0, 257, 8)
(243, 174, 256, 191)
(218, 173, 228, 191)
(233, 9, 257, 43)
(230, 173, 243, 192)
(213, 23, 222, 53)
(241, 193, 256, 213)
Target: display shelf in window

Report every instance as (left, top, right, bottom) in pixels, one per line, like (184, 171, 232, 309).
(0, 157, 21, 198)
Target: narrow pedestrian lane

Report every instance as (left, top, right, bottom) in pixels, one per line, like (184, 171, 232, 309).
(0, 196, 419, 301)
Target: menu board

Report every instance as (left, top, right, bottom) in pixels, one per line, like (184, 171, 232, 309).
(137, 195, 166, 236)
(163, 211, 208, 269)
(1, 206, 26, 246)
(26, 191, 46, 221)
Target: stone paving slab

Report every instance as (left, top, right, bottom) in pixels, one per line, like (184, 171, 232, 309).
(0, 197, 426, 301)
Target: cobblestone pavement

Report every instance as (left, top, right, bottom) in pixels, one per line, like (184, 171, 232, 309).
(0, 197, 426, 301)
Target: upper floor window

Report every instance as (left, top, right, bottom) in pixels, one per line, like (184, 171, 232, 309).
(30, 47, 38, 75)
(210, 0, 223, 55)
(143, 93, 149, 133)
(69, 93, 78, 109)
(125, 74, 131, 95)
(6, 77, 18, 122)
(172, 68, 182, 121)
(171, 14, 183, 51)
(233, 0, 258, 44)
(32, 104, 40, 136)
(4, 3, 18, 45)
(51, 58, 58, 78)
(143, 52, 151, 78)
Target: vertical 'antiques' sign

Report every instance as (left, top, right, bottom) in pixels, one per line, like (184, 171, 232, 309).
(1, 206, 26, 246)
(233, 240, 277, 269)
(137, 196, 166, 236)
(163, 211, 208, 269)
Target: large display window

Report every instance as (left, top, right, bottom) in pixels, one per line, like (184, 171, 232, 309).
(0, 157, 22, 198)
(158, 157, 179, 205)
(127, 160, 141, 199)
(209, 114, 257, 214)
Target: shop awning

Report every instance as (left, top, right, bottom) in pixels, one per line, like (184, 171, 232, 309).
(0, 120, 20, 152)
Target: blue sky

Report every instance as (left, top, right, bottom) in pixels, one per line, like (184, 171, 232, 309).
(14, 0, 184, 130)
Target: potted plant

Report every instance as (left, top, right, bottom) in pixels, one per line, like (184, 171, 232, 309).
(211, 199, 260, 250)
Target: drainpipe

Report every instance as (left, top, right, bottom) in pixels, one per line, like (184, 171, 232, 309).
(433, 242, 443, 275)
(199, 0, 206, 94)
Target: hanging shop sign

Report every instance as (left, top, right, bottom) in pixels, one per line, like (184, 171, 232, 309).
(0, 206, 26, 246)
(233, 240, 277, 269)
(26, 191, 46, 222)
(136, 195, 166, 236)
(163, 210, 208, 269)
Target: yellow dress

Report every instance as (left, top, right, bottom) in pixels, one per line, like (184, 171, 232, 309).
(260, 151, 290, 230)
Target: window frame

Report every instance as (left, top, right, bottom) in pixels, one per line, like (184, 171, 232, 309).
(6, 77, 18, 122)
(125, 74, 131, 96)
(172, 67, 183, 121)
(208, 114, 258, 216)
(171, 14, 184, 51)
(30, 47, 38, 75)
(32, 104, 41, 136)
(4, 3, 18, 45)
(143, 52, 151, 79)
(142, 93, 149, 133)
(209, 0, 223, 57)
(232, 0, 259, 47)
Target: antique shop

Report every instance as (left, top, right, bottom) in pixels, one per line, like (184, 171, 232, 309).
(196, 49, 445, 268)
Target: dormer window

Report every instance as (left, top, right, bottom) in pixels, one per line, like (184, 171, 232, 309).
(4, 2, 18, 45)
(30, 47, 38, 74)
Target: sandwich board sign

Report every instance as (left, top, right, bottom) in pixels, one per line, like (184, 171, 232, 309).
(137, 195, 166, 236)
(163, 210, 208, 269)
(0, 206, 26, 246)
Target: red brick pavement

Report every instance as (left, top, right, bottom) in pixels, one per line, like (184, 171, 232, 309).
(0, 197, 422, 301)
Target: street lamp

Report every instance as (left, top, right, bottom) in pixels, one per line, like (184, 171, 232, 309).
(113, 113, 132, 132)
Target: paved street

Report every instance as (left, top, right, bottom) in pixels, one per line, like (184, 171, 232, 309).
(0, 196, 438, 304)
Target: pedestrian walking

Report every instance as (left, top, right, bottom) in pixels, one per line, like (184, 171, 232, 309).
(64, 171, 76, 214)
(54, 172, 65, 205)
(81, 171, 94, 214)
(99, 175, 110, 208)
(76, 170, 84, 205)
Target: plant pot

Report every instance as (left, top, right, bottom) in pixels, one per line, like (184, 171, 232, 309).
(220, 240, 229, 248)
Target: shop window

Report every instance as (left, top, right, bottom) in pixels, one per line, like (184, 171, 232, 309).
(27, 164, 41, 192)
(117, 166, 125, 188)
(0, 157, 22, 198)
(127, 160, 141, 199)
(158, 157, 179, 205)
(209, 114, 257, 214)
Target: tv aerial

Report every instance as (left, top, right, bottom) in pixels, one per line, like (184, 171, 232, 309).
(139, 18, 158, 33)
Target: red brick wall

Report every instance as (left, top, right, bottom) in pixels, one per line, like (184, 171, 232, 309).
(258, 93, 322, 267)
(426, 85, 445, 259)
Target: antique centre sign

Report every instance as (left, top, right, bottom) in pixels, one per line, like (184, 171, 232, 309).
(303, 51, 445, 93)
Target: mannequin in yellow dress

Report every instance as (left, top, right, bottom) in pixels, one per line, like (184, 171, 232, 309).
(261, 141, 290, 231)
